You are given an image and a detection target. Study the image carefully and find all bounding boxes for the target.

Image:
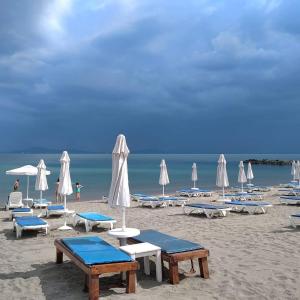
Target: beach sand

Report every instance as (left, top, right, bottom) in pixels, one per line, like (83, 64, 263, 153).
(0, 188, 299, 300)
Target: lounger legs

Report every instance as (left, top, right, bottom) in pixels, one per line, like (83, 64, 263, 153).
(198, 257, 209, 279)
(126, 270, 136, 293)
(56, 249, 63, 264)
(88, 274, 99, 300)
(169, 262, 179, 284)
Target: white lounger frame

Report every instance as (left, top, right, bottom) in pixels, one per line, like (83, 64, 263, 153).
(177, 191, 212, 198)
(139, 199, 168, 208)
(5, 192, 24, 210)
(72, 214, 116, 232)
(139, 198, 188, 208)
(13, 219, 49, 238)
(226, 204, 272, 214)
(289, 215, 300, 228)
(46, 208, 66, 217)
(10, 209, 33, 220)
(183, 206, 231, 218)
(279, 198, 300, 205)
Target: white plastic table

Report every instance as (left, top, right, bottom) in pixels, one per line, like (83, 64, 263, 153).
(120, 242, 162, 282)
(107, 227, 140, 246)
(107, 227, 140, 280)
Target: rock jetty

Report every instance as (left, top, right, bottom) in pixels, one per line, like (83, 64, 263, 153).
(244, 159, 292, 166)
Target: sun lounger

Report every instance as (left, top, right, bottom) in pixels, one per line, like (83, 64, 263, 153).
(225, 200, 272, 214)
(73, 212, 116, 232)
(158, 196, 188, 207)
(279, 182, 298, 188)
(13, 216, 49, 238)
(10, 207, 33, 220)
(131, 193, 155, 201)
(5, 192, 23, 210)
(221, 193, 263, 201)
(139, 196, 187, 208)
(32, 198, 52, 208)
(46, 205, 66, 217)
(127, 229, 209, 284)
(54, 236, 138, 300)
(279, 196, 300, 205)
(138, 196, 168, 208)
(289, 213, 300, 228)
(184, 203, 231, 218)
(176, 188, 212, 197)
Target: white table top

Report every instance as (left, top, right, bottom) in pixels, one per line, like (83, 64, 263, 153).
(120, 242, 161, 255)
(107, 227, 140, 239)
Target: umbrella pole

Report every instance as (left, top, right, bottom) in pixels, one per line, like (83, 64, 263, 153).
(193, 181, 196, 188)
(38, 191, 43, 217)
(162, 185, 165, 197)
(222, 186, 225, 199)
(122, 207, 126, 231)
(241, 182, 243, 193)
(64, 195, 67, 226)
(26, 175, 29, 199)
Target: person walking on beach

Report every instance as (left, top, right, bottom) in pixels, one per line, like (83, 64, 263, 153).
(75, 182, 83, 201)
(13, 179, 20, 191)
(55, 178, 61, 202)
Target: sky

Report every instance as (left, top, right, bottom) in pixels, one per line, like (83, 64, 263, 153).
(0, 0, 300, 153)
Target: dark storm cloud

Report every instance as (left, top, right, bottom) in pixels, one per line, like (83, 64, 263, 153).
(0, 0, 300, 153)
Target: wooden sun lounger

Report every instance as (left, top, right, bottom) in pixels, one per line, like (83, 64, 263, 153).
(54, 238, 138, 300)
(127, 229, 209, 284)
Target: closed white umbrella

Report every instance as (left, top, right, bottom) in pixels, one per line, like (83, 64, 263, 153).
(108, 134, 130, 231)
(295, 161, 300, 187)
(238, 161, 247, 193)
(291, 160, 297, 182)
(191, 163, 198, 188)
(216, 154, 229, 199)
(159, 159, 169, 197)
(35, 160, 48, 200)
(247, 162, 254, 185)
(58, 151, 73, 230)
(6, 165, 50, 200)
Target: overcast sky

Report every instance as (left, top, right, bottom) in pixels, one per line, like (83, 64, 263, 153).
(1, 0, 300, 153)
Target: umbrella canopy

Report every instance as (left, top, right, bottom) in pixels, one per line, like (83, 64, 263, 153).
(35, 160, 49, 197)
(58, 151, 73, 196)
(291, 160, 296, 181)
(191, 163, 198, 188)
(159, 159, 169, 196)
(295, 161, 300, 186)
(216, 154, 229, 198)
(7, 165, 41, 176)
(238, 161, 247, 183)
(247, 162, 254, 182)
(108, 134, 130, 230)
(58, 151, 73, 230)
(238, 161, 247, 192)
(6, 164, 50, 199)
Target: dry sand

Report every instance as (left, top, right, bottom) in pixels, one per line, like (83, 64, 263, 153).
(0, 188, 299, 300)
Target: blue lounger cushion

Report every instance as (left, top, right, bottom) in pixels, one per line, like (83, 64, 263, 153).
(178, 188, 211, 193)
(186, 203, 227, 210)
(132, 229, 203, 254)
(34, 199, 49, 203)
(280, 196, 300, 200)
(15, 216, 47, 227)
(77, 212, 114, 222)
(291, 213, 300, 217)
(12, 208, 31, 213)
(48, 205, 64, 210)
(158, 197, 181, 201)
(140, 197, 159, 201)
(225, 201, 270, 206)
(62, 236, 132, 265)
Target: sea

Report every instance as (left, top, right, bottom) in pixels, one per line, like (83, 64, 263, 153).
(0, 153, 297, 205)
